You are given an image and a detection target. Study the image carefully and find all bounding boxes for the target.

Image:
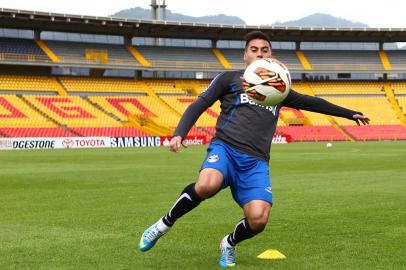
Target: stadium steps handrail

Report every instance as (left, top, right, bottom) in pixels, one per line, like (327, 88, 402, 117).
(81, 96, 122, 122)
(152, 93, 215, 138)
(384, 82, 406, 126)
(35, 40, 60, 63)
(301, 82, 316, 96)
(295, 51, 312, 70)
(52, 77, 68, 96)
(118, 82, 177, 135)
(0, 52, 51, 62)
(126, 45, 151, 67)
(17, 95, 82, 137)
(175, 80, 200, 96)
(212, 49, 232, 69)
(378, 51, 392, 70)
(149, 60, 224, 70)
(142, 82, 214, 138)
(123, 115, 173, 136)
(140, 82, 182, 117)
(326, 116, 355, 142)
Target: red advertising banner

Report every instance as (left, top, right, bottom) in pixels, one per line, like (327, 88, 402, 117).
(160, 136, 207, 146)
(272, 134, 292, 144)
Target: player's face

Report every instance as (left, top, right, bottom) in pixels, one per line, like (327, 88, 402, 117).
(244, 39, 272, 66)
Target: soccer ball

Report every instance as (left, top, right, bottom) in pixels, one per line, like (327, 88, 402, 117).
(243, 58, 291, 106)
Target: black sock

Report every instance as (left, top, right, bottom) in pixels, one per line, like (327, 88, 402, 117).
(162, 183, 203, 227)
(227, 218, 256, 246)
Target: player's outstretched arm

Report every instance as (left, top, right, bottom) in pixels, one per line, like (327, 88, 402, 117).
(169, 135, 188, 153)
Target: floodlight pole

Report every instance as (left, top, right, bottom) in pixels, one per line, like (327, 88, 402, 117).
(151, 0, 167, 46)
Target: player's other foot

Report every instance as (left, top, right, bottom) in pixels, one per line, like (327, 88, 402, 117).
(219, 237, 236, 268)
(137, 222, 165, 252)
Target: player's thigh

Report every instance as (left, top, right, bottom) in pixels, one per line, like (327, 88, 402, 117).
(195, 168, 224, 198)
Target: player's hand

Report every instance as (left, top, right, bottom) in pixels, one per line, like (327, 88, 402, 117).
(168, 136, 188, 153)
(352, 114, 370, 126)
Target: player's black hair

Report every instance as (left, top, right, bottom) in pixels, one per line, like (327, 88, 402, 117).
(244, 31, 272, 50)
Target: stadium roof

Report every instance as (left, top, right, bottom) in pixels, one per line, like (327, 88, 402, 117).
(1, 8, 406, 43)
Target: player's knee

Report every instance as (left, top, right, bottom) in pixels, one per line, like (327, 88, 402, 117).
(195, 181, 219, 198)
(195, 170, 223, 199)
(247, 212, 269, 233)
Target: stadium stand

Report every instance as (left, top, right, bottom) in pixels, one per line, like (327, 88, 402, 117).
(392, 81, 406, 94)
(136, 46, 224, 70)
(0, 9, 405, 142)
(385, 51, 406, 70)
(0, 75, 58, 93)
(0, 94, 74, 137)
(45, 40, 141, 66)
(0, 37, 50, 63)
(0, 74, 404, 141)
(304, 50, 383, 71)
(325, 97, 400, 125)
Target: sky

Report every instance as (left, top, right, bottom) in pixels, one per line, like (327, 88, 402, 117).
(0, 0, 404, 28)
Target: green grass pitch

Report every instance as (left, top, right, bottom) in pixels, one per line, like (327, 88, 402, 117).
(0, 141, 405, 269)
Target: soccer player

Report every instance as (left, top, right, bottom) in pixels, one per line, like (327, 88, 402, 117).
(137, 31, 370, 268)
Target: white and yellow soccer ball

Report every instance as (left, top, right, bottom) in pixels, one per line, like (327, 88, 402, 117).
(243, 58, 291, 106)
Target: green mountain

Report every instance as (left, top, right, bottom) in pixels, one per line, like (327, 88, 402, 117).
(113, 8, 368, 28)
(273, 13, 368, 28)
(112, 7, 245, 24)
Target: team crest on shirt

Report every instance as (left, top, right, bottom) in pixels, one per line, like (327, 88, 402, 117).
(207, 154, 219, 163)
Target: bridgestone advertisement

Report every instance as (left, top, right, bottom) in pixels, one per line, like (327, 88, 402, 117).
(0, 137, 111, 150)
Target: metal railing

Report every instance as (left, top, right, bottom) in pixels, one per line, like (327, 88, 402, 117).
(1, 52, 406, 72)
(57, 55, 141, 66)
(0, 52, 51, 62)
(149, 60, 223, 70)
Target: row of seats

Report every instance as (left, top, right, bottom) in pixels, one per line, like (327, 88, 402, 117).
(46, 40, 140, 65)
(2, 38, 406, 71)
(0, 75, 57, 92)
(397, 97, 406, 114)
(59, 77, 147, 93)
(0, 78, 405, 140)
(0, 38, 45, 55)
(392, 82, 406, 94)
(0, 127, 74, 138)
(0, 75, 404, 98)
(308, 81, 385, 95)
